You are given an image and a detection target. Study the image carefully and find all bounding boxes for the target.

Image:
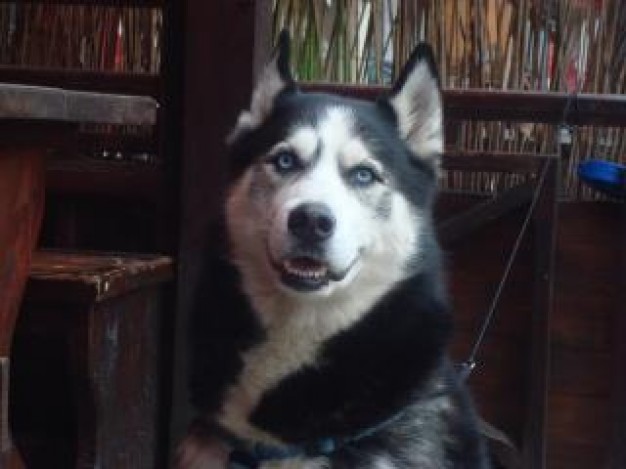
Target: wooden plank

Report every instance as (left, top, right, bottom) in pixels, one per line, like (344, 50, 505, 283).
(46, 160, 163, 200)
(438, 182, 534, 245)
(444, 90, 626, 126)
(548, 394, 611, 448)
(0, 83, 158, 125)
(443, 152, 545, 174)
(302, 84, 626, 126)
(13, 267, 170, 466)
(443, 203, 535, 447)
(552, 203, 620, 351)
(171, 0, 257, 459)
(608, 189, 626, 469)
(0, 149, 45, 468)
(25, 250, 174, 304)
(7, 0, 163, 5)
(0, 67, 161, 98)
(548, 441, 609, 469)
(522, 158, 559, 469)
(0, 357, 8, 454)
(550, 347, 612, 397)
(0, 121, 72, 147)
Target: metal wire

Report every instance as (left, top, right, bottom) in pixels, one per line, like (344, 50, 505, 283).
(460, 160, 551, 381)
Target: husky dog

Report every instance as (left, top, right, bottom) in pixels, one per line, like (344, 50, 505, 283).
(177, 33, 489, 469)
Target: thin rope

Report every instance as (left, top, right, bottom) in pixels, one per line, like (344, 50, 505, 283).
(460, 160, 551, 381)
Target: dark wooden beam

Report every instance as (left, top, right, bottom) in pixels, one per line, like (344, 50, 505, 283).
(0, 83, 158, 125)
(46, 160, 163, 200)
(170, 0, 257, 461)
(443, 152, 546, 174)
(523, 157, 559, 469)
(444, 90, 626, 126)
(0, 67, 161, 98)
(608, 179, 626, 469)
(2, 0, 163, 6)
(0, 121, 73, 147)
(302, 84, 626, 127)
(437, 182, 534, 246)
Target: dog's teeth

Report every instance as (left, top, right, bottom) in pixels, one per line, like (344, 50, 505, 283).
(283, 259, 328, 279)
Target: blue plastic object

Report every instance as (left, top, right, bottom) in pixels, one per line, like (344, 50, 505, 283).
(577, 159, 626, 199)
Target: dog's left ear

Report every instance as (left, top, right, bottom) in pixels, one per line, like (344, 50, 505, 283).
(228, 31, 296, 143)
(385, 43, 443, 172)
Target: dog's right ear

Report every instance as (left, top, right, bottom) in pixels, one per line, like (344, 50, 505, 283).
(228, 31, 296, 143)
(383, 43, 443, 174)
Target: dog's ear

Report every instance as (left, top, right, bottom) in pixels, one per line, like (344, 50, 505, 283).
(385, 43, 443, 173)
(228, 31, 296, 143)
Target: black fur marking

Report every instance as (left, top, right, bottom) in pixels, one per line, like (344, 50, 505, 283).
(390, 42, 441, 95)
(275, 29, 295, 88)
(250, 260, 452, 442)
(188, 219, 264, 415)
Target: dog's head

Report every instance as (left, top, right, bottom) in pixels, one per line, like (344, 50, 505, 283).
(225, 32, 442, 306)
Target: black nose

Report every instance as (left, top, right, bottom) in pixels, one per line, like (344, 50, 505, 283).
(288, 203, 336, 242)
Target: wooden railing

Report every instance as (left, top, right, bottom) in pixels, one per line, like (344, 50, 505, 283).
(304, 84, 626, 127)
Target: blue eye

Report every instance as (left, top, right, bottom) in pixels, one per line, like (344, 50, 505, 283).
(271, 151, 299, 173)
(349, 166, 377, 186)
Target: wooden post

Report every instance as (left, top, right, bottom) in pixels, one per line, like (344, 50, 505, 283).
(0, 149, 45, 469)
(170, 0, 258, 461)
(522, 157, 559, 469)
(608, 173, 626, 469)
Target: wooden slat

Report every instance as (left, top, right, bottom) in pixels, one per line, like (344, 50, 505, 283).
(0, 148, 45, 468)
(523, 158, 559, 469)
(0, 83, 158, 125)
(45, 159, 163, 199)
(438, 182, 534, 245)
(9, 0, 163, 6)
(444, 90, 626, 126)
(302, 84, 626, 127)
(550, 347, 612, 397)
(609, 192, 626, 469)
(0, 67, 161, 98)
(548, 393, 611, 455)
(26, 250, 174, 304)
(443, 152, 546, 173)
(0, 357, 8, 453)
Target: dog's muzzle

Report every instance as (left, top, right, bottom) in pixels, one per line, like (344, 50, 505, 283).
(271, 202, 355, 292)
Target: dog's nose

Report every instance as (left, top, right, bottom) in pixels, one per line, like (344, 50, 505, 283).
(288, 203, 336, 242)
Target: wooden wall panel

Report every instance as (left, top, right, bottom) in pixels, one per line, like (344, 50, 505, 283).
(439, 199, 621, 468)
(547, 203, 621, 468)
(439, 198, 534, 447)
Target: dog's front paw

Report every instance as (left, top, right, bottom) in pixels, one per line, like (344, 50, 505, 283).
(175, 424, 230, 469)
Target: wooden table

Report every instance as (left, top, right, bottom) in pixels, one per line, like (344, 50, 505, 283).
(0, 83, 157, 468)
(12, 251, 173, 467)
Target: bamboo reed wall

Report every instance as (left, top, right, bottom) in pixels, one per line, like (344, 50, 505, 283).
(273, 0, 626, 200)
(0, 3, 162, 74)
(0, 4, 162, 164)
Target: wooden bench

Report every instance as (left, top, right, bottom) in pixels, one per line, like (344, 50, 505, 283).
(10, 250, 173, 468)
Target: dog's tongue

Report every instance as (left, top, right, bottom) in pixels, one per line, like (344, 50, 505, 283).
(283, 257, 328, 279)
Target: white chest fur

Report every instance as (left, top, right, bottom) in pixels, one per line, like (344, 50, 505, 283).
(216, 260, 405, 445)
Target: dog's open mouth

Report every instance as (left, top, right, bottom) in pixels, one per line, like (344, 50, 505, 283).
(278, 256, 331, 291)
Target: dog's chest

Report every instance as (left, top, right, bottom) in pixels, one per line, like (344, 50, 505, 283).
(216, 268, 405, 443)
(217, 307, 331, 443)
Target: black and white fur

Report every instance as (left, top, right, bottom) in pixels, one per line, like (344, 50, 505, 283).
(178, 33, 490, 469)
